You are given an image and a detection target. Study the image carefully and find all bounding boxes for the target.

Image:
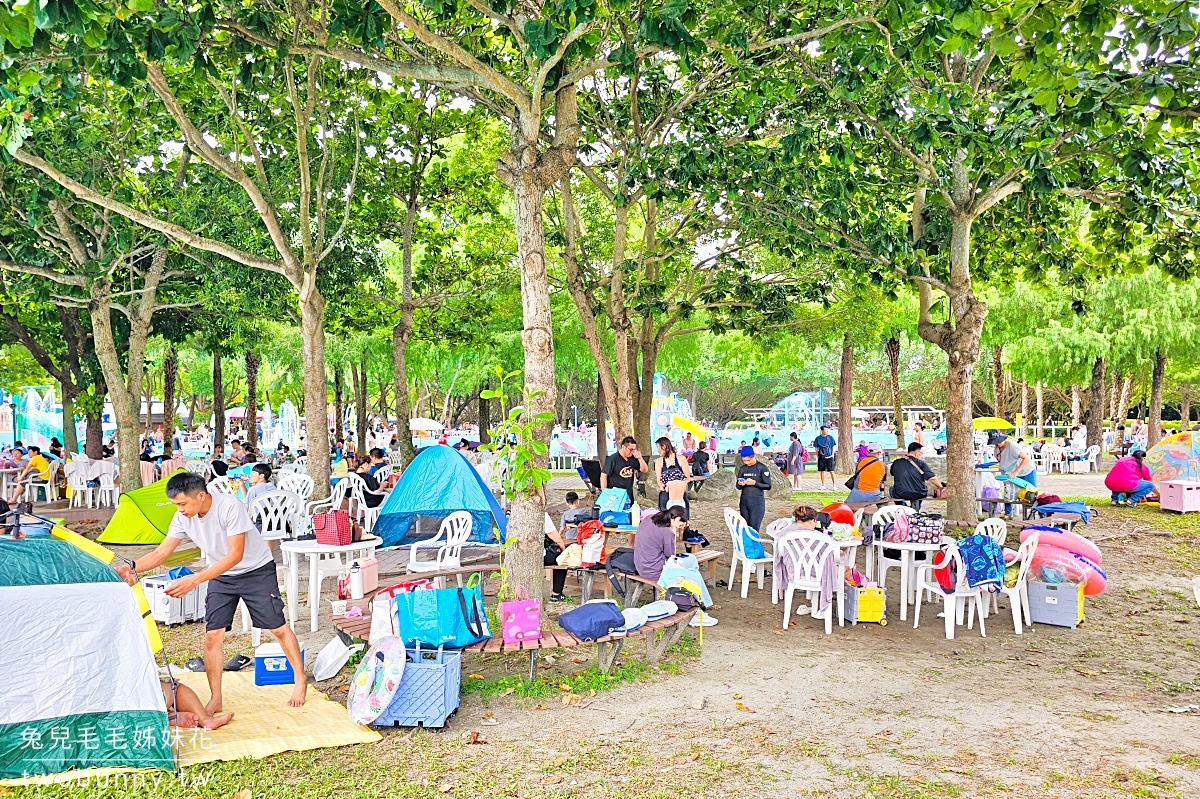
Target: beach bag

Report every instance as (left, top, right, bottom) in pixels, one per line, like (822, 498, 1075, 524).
(908, 513, 944, 544)
(800, 444, 810, 463)
(578, 520, 607, 566)
(393, 575, 490, 649)
(664, 586, 702, 611)
(931, 548, 956, 593)
(312, 509, 352, 545)
(500, 588, 542, 644)
(881, 512, 912, 543)
(604, 547, 638, 597)
(596, 487, 630, 513)
(980, 485, 1001, 516)
(741, 527, 766, 559)
(558, 600, 624, 642)
(958, 534, 1005, 593)
(371, 580, 436, 644)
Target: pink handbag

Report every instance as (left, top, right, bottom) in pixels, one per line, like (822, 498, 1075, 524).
(500, 588, 542, 644)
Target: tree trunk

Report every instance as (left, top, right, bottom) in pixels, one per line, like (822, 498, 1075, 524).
(1035, 382, 1044, 440)
(392, 320, 415, 469)
(162, 346, 178, 457)
(332, 361, 345, 447)
(85, 406, 104, 459)
(1070, 385, 1081, 426)
(90, 286, 146, 490)
(991, 344, 1004, 417)
(1182, 384, 1191, 428)
(299, 279, 332, 498)
(885, 335, 904, 450)
(354, 352, 369, 457)
(836, 333, 854, 473)
(244, 351, 260, 450)
(596, 371, 608, 461)
(634, 336, 658, 454)
(478, 386, 490, 446)
(212, 349, 226, 459)
(1085, 357, 1106, 451)
(1116, 375, 1133, 428)
(1149, 349, 1166, 448)
(1109, 372, 1119, 423)
(60, 393, 77, 456)
(1020, 381, 1029, 440)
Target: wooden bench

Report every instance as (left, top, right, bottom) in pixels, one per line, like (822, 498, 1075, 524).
(575, 549, 724, 603)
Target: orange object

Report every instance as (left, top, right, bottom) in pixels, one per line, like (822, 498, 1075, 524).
(821, 502, 854, 526)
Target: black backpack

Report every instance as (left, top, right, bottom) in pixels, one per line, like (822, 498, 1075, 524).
(604, 547, 638, 597)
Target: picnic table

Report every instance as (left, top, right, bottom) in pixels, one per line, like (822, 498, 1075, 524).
(281, 536, 381, 632)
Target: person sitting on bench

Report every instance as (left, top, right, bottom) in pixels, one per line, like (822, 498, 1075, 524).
(633, 504, 686, 582)
(545, 491, 591, 602)
(889, 442, 944, 511)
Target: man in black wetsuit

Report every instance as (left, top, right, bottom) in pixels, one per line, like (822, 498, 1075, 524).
(735, 445, 771, 532)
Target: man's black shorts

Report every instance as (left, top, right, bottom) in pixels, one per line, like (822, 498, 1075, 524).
(817, 455, 835, 473)
(205, 561, 286, 632)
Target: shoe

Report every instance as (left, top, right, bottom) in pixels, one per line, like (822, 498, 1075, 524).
(1110, 500, 1121, 506)
(1126, 500, 1139, 507)
(549, 593, 567, 603)
(689, 613, 718, 627)
(185, 657, 206, 672)
(223, 653, 252, 672)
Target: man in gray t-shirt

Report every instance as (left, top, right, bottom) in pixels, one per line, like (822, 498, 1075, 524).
(115, 471, 306, 711)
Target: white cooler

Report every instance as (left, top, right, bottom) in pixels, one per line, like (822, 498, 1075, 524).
(142, 575, 208, 626)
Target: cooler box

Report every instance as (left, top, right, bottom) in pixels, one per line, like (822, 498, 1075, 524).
(1027, 581, 1084, 629)
(142, 575, 207, 626)
(254, 642, 306, 686)
(599, 510, 631, 526)
(354, 556, 379, 593)
(1160, 480, 1200, 513)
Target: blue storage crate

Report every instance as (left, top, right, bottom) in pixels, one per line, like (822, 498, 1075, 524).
(373, 647, 461, 728)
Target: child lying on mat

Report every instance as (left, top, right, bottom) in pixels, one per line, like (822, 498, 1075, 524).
(161, 678, 234, 730)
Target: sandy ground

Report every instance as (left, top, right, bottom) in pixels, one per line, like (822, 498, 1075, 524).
(69, 468, 1200, 797)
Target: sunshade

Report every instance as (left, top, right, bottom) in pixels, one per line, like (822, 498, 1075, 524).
(972, 417, 1015, 431)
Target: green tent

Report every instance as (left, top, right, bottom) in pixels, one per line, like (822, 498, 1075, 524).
(97, 469, 185, 545)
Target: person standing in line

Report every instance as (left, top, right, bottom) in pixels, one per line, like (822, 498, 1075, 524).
(786, 431, 805, 490)
(735, 445, 771, 532)
(811, 425, 836, 489)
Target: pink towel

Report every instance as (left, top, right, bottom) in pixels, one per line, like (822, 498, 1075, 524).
(774, 537, 838, 612)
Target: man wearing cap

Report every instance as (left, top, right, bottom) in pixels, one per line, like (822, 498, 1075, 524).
(890, 442, 945, 511)
(735, 446, 771, 532)
(991, 431, 1037, 516)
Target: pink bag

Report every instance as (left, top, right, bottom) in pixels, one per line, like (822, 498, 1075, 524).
(882, 512, 912, 543)
(500, 588, 542, 644)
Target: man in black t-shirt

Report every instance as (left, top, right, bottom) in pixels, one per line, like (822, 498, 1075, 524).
(889, 442, 944, 511)
(601, 436, 649, 503)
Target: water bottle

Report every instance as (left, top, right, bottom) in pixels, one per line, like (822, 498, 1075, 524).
(349, 562, 364, 600)
(337, 569, 349, 600)
(631, 503, 640, 525)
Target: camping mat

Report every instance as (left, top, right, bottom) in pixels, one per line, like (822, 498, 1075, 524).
(174, 671, 380, 766)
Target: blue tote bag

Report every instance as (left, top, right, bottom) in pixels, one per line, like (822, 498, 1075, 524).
(393, 575, 491, 649)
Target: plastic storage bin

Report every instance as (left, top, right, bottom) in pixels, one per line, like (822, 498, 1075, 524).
(254, 642, 306, 686)
(142, 575, 207, 626)
(373, 647, 461, 728)
(1027, 581, 1084, 629)
(1160, 480, 1200, 513)
(855, 587, 887, 625)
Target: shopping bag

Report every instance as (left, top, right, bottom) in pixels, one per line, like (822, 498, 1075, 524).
(500, 587, 542, 644)
(393, 574, 491, 649)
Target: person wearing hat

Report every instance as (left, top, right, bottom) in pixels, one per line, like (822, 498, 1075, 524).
(735, 445, 771, 532)
(990, 431, 1036, 516)
(890, 442, 945, 511)
(1104, 448, 1154, 506)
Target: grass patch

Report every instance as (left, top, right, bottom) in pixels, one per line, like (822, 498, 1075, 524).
(1166, 752, 1200, 769)
(463, 632, 701, 703)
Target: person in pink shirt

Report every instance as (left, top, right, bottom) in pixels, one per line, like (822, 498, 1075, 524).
(1105, 449, 1154, 506)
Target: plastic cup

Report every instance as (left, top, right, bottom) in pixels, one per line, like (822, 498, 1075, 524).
(331, 600, 348, 617)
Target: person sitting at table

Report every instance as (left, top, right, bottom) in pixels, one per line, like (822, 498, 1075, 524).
(244, 463, 274, 507)
(633, 504, 686, 582)
(210, 459, 229, 478)
(890, 443, 944, 511)
(227, 440, 247, 466)
(353, 456, 386, 508)
(543, 491, 591, 602)
(845, 450, 886, 505)
(241, 444, 258, 464)
(7, 445, 51, 503)
(777, 504, 820, 537)
(366, 448, 389, 478)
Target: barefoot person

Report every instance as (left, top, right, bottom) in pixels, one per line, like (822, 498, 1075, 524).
(160, 678, 234, 730)
(114, 471, 307, 710)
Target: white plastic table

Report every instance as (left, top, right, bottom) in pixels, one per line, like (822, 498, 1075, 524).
(0, 467, 18, 498)
(280, 536, 380, 632)
(872, 536, 953, 622)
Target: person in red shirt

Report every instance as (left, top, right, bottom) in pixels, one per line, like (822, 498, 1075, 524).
(1104, 449, 1154, 506)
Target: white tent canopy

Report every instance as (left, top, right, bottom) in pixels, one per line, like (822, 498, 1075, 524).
(409, 417, 444, 432)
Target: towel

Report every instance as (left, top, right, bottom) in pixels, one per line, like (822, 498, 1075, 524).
(657, 554, 713, 607)
(1034, 501, 1092, 523)
(957, 534, 1006, 593)
(773, 536, 837, 612)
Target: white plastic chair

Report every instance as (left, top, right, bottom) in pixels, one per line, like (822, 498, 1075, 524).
(90, 460, 120, 508)
(306, 477, 353, 517)
(1083, 445, 1101, 473)
(373, 463, 392, 485)
(407, 511, 473, 581)
(277, 472, 315, 501)
(990, 531, 1040, 631)
(66, 462, 94, 509)
(206, 476, 236, 496)
(1044, 444, 1067, 473)
(975, 518, 1007, 547)
(294, 455, 308, 470)
(871, 505, 913, 596)
(912, 543, 986, 640)
(762, 518, 791, 539)
(773, 530, 840, 634)
(24, 461, 60, 503)
(388, 450, 404, 470)
(249, 489, 302, 542)
(340, 473, 387, 532)
(724, 507, 773, 598)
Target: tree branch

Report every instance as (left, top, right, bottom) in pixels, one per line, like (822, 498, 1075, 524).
(0, 258, 86, 286)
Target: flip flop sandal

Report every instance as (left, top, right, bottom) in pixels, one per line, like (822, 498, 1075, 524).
(224, 654, 252, 672)
(185, 657, 206, 672)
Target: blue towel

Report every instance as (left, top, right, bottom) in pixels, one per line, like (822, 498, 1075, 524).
(1034, 501, 1092, 523)
(957, 534, 1005, 593)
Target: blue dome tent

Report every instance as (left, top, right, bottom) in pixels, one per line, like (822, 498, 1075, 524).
(375, 445, 507, 547)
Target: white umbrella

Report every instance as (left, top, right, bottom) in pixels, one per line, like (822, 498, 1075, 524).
(409, 417, 444, 432)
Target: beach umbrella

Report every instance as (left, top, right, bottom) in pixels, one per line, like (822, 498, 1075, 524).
(972, 417, 1015, 431)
